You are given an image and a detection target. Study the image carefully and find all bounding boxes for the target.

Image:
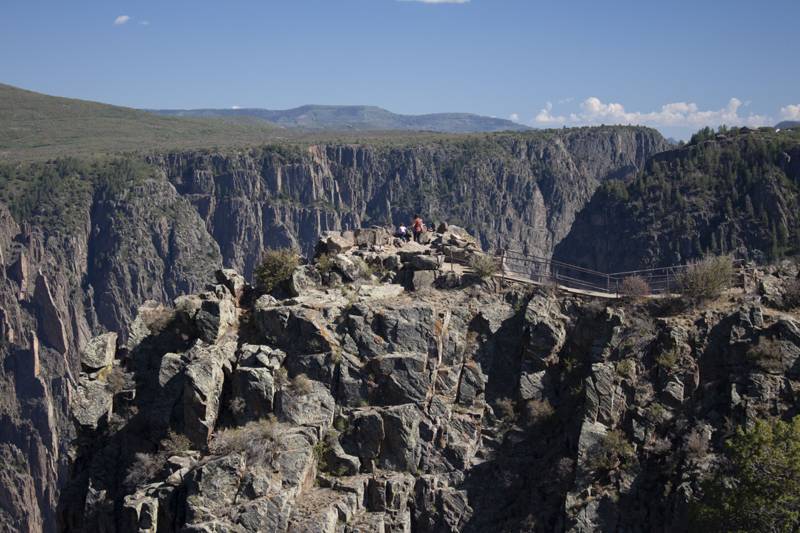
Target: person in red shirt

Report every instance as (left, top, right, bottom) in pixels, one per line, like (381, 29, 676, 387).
(412, 214, 425, 243)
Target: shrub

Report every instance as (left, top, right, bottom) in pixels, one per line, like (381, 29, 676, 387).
(685, 428, 709, 461)
(145, 306, 176, 335)
(494, 398, 516, 421)
(524, 399, 555, 424)
(690, 416, 800, 532)
(784, 277, 800, 310)
(355, 258, 375, 279)
(255, 248, 299, 293)
(315, 254, 333, 275)
(160, 431, 192, 455)
(555, 457, 576, 484)
(619, 275, 650, 301)
(292, 374, 314, 395)
(313, 438, 331, 472)
(469, 254, 499, 279)
(210, 418, 277, 456)
(746, 337, 786, 372)
(105, 365, 133, 394)
(655, 349, 680, 370)
(587, 429, 636, 473)
(274, 367, 289, 389)
(677, 255, 734, 303)
(124, 452, 165, 487)
(228, 397, 246, 418)
(615, 359, 636, 380)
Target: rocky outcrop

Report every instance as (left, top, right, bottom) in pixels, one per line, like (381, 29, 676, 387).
(1, 128, 666, 530)
(52, 228, 800, 532)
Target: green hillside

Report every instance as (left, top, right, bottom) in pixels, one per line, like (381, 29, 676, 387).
(0, 83, 287, 160)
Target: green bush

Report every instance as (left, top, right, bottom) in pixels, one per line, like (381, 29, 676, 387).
(255, 248, 299, 293)
(655, 349, 680, 370)
(677, 255, 734, 303)
(690, 416, 800, 532)
(469, 254, 499, 279)
(587, 429, 636, 473)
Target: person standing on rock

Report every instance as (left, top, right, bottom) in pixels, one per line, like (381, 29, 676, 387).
(412, 214, 425, 243)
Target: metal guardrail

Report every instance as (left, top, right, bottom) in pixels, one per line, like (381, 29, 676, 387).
(497, 249, 742, 296)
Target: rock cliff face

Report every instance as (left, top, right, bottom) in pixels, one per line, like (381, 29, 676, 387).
(58, 229, 800, 532)
(152, 127, 666, 277)
(0, 127, 668, 531)
(555, 129, 800, 272)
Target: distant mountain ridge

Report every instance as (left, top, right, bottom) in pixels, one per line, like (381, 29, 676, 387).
(777, 120, 800, 129)
(150, 104, 531, 133)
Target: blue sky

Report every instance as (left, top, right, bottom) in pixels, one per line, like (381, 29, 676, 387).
(1, 0, 798, 138)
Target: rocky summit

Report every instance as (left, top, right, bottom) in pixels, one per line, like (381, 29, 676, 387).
(51, 225, 800, 532)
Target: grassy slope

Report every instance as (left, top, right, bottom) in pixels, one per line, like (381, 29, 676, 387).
(0, 83, 291, 160)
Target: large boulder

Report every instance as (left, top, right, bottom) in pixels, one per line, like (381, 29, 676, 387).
(254, 302, 340, 355)
(354, 228, 391, 247)
(183, 339, 238, 447)
(318, 233, 355, 255)
(121, 492, 159, 533)
(72, 378, 113, 430)
(523, 296, 567, 368)
(411, 271, 436, 292)
(288, 265, 322, 297)
(379, 405, 421, 472)
(80, 332, 118, 371)
(369, 353, 431, 405)
(344, 304, 436, 358)
(585, 363, 625, 425)
(215, 269, 247, 301)
(331, 254, 364, 282)
(195, 295, 237, 344)
(184, 454, 247, 526)
(231, 367, 276, 423)
(342, 410, 385, 462)
(276, 379, 335, 433)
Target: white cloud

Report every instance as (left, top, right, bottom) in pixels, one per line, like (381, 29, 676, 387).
(533, 97, 772, 129)
(140, 20, 150, 26)
(231, 106, 242, 110)
(780, 104, 800, 121)
(534, 102, 564, 124)
(113, 15, 131, 26)
(509, 113, 520, 122)
(398, 0, 469, 4)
